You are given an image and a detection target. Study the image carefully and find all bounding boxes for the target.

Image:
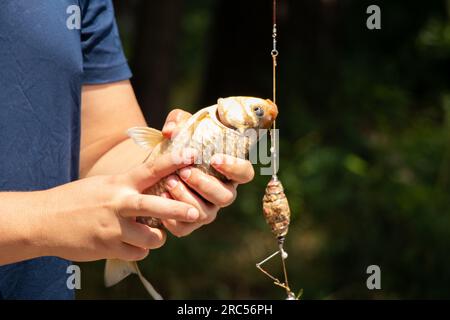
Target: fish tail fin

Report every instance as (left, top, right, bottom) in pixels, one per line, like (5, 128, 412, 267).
(134, 263, 163, 300)
(104, 259, 136, 288)
(104, 259, 163, 300)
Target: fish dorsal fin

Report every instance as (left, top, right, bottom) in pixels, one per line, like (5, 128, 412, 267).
(128, 107, 216, 148)
(127, 127, 164, 149)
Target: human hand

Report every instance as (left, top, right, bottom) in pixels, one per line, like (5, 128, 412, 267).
(37, 149, 200, 262)
(158, 109, 255, 237)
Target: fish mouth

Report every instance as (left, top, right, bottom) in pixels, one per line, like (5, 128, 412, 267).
(263, 100, 279, 129)
(269, 101, 279, 120)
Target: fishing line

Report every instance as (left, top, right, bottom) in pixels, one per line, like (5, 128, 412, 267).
(258, 0, 301, 300)
(271, 0, 279, 180)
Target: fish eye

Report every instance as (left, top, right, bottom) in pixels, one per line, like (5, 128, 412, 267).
(254, 106, 265, 118)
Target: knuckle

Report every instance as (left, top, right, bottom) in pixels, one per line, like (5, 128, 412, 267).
(179, 208, 192, 222)
(110, 194, 128, 217)
(134, 194, 145, 212)
(96, 216, 121, 243)
(93, 176, 121, 205)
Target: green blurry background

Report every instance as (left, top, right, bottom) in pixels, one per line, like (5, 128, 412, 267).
(77, 0, 450, 299)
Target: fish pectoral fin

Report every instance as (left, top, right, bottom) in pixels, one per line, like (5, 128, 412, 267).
(127, 127, 164, 149)
(104, 259, 163, 300)
(104, 259, 138, 287)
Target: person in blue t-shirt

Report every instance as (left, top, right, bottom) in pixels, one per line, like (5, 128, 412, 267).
(0, 1, 254, 299)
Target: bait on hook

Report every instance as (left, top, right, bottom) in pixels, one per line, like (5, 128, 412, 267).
(258, 176, 301, 300)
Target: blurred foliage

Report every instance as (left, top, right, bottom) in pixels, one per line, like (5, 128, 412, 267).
(78, 0, 450, 299)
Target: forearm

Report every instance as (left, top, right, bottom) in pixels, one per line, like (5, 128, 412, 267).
(79, 80, 148, 178)
(82, 138, 149, 177)
(0, 191, 49, 265)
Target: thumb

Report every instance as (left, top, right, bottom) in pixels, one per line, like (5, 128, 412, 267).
(125, 148, 198, 191)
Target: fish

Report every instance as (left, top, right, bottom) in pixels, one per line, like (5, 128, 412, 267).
(104, 96, 278, 299)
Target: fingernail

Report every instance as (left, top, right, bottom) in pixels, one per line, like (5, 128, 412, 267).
(163, 122, 176, 133)
(212, 155, 224, 166)
(187, 208, 199, 221)
(165, 176, 178, 189)
(179, 167, 191, 180)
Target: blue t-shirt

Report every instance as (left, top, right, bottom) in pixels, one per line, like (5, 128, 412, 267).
(0, 0, 132, 299)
